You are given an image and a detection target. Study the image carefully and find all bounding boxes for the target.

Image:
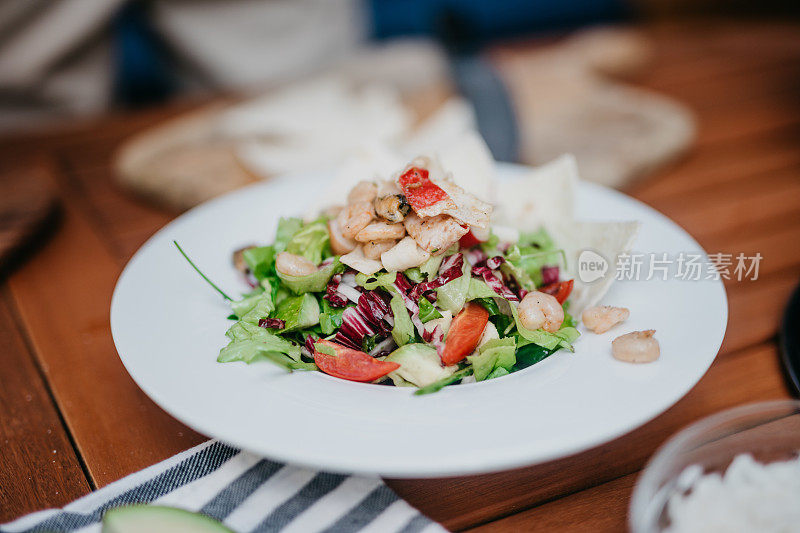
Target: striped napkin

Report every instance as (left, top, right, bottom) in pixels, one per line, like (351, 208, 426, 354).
(2, 441, 445, 533)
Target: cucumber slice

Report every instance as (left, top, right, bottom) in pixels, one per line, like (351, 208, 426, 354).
(102, 505, 233, 533)
(385, 343, 457, 387)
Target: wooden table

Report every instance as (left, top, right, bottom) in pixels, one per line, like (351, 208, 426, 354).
(1, 22, 798, 531)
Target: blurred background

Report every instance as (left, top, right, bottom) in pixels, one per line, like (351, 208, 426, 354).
(2, 1, 800, 530)
(1, 0, 799, 212)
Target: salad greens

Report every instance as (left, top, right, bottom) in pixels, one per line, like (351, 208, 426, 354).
(176, 196, 580, 394)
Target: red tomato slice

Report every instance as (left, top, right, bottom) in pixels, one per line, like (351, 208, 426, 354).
(459, 229, 483, 249)
(441, 302, 490, 366)
(313, 340, 400, 382)
(398, 166, 450, 211)
(539, 279, 574, 304)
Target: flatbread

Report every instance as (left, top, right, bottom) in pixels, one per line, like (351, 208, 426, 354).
(493, 154, 578, 231)
(550, 219, 640, 315)
(493, 153, 639, 316)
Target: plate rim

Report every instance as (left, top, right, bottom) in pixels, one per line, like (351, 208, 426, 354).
(110, 163, 728, 477)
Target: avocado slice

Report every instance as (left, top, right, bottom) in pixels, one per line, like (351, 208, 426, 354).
(102, 505, 233, 533)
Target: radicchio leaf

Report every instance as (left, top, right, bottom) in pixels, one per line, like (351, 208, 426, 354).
(258, 318, 286, 330)
(323, 274, 347, 307)
(409, 253, 465, 302)
(472, 265, 520, 302)
(541, 265, 560, 285)
(486, 256, 505, 270)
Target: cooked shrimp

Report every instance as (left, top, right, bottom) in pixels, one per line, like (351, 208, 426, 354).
(232, 245, 255, 275)
(275, 252, 318, 277)
(374, 194, 410, 223)
(612, 330, 659, 363)
(403, 213, 468, 254)
(517, 291, 564, 333)
(327, 219, 356, 255)
(347, 180, 378, 204)
(355, 221, 406, 243)
(336, 201, 375, 239)
(363, 239, 396, 260)
(582, 305, 630, 334)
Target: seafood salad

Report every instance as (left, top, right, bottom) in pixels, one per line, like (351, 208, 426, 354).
(181, 138, 644, 394)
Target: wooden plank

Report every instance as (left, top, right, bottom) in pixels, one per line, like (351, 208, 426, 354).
(0, 288, 90, 520)
(469, 348, 797, 533)
(720, 270, 799, 354)
(468, 473, 637, 533)
(6, 159, 205, 489)
(629, 131, 800, 202)
(389, 342, 792, 531)
(651, 167, 800, 240)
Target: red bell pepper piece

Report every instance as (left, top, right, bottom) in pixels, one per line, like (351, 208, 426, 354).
(458, 229, 483, 249)
(539, 279, 574, 304)
(313, 340, 400, 382)
(440, 302, 490, 366)
(398, 166, 450, 211)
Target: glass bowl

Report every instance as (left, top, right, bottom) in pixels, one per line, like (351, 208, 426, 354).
(630, 400, 800, 533)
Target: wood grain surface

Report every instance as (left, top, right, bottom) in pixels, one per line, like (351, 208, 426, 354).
(0, 22, 798, 531)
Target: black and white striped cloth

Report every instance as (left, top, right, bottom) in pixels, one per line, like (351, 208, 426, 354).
(1, 440, 445, 533)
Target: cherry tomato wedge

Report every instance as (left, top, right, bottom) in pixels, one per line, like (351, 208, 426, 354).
(313, 340, 400, 382)
(539, 279, 574, 304)
(441, 302, 490, 366)
(458, 229, 483, 249)
(398, 166, 450, 211)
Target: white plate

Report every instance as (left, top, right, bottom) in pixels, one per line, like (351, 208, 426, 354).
(111, 164, 727, 478)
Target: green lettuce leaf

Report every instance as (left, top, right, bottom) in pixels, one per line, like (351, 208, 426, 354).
(389, 292, 415, 346)
(243, 246, 276, 281)
(274, 293, 320, 332)
(467, 337, 516, 381)
(277, 258, 344, 294)
(286, 220, 330, 265)
(513, 342, 556, 370)
(319, 299, 348, 335)
(419, 255, 444, 282)
(414, 368, 473, 395)
(404, 267, 425, 283)
(418, 297, 442, 322)
(505, 228, 565, 287)
(355, 271, 397, 290)
(486, 366, 510, 380)
(220, 320, 302, 363)
(230, 289, 274, 324)
(510, 301, 580, 351)
(274, 217, 303, 253)
(435, 260, 470, 314)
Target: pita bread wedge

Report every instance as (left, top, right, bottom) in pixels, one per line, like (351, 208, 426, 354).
(494, 154, 578, 231)
(435, 130, 495, 201)
(550, 219, 641, 315)
(494, 153, 639, 316)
